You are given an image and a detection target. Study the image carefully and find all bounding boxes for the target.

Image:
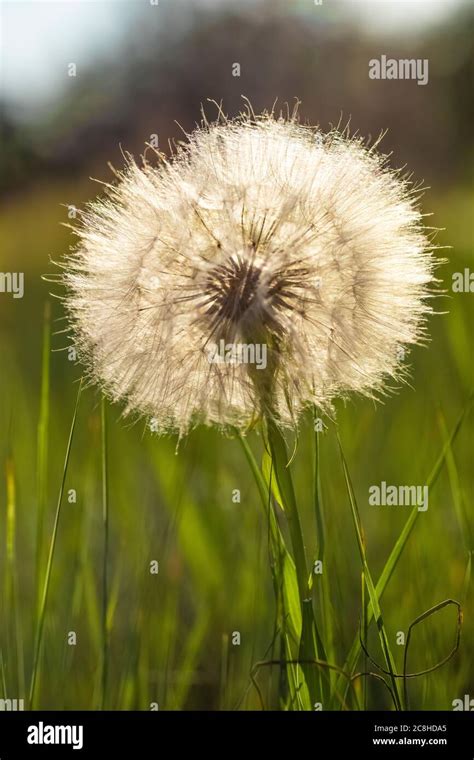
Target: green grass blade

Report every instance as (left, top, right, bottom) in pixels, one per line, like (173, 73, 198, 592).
(262, 449, 284, 509)
(5, 455, 25, 697)
(171, 611, 209, 708)
(437, 410, 472, 552)
(338, 436, 403, 710)
(339, 396, 472, 694)
(100, 396, 109, 710)
(312, 416, 334, 703)
(0, 649, 7, 698)
(35, 301, 51, 616)
(29, 379, 82, 708)
(237, 432, 269, 507)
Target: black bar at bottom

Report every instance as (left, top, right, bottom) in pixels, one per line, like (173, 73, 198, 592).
(0, 710, 472, 756)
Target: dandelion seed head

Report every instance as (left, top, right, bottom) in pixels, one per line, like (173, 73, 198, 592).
(63, 108, 438, 434)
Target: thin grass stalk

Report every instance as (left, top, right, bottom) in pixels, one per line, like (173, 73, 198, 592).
(338, 436, 403, 710)
(29, 379, 82, 708)
(5, 455, 25, 698)
(35, 301, 51, 617)
(100, 396, 109, 710)
(311, 412, 333, 703)
(361, 571, 367, 710)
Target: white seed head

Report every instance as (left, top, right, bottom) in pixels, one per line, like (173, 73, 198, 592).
(63, 109, 437, 434)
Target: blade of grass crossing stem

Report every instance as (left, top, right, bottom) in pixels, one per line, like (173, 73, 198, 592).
(100, 396, 109, 710)
(338, 397, 472, 698)
(238, 432, 271, 508)
(35, 301, 51, 616)
(29, 379, 82, 708)
(338, 437, 403, 710)
(262, 457, 302, 644)
(265, 417, 325, 709)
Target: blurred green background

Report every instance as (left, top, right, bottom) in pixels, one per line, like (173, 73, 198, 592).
(0, 0, 472, 710)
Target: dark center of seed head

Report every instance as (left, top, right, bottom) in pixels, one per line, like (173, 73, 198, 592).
(205, 257, 262, 323)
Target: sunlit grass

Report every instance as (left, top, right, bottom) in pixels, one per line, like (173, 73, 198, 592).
(0, 183, 472, 710)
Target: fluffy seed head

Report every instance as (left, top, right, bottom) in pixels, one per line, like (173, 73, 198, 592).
(63, 108, 437, 434)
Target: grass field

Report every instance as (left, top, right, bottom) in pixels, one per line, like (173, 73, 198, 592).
(0, 178, 472, 710)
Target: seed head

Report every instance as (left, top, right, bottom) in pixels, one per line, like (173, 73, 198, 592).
(63, 108, 438, 434)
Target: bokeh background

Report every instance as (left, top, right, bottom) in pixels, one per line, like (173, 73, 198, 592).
(0, 0, 472, 710)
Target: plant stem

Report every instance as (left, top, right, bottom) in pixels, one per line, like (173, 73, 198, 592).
(264, 415, 321, 708)
(100, 397, 109, 710)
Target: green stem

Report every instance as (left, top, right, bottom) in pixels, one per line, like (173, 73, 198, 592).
(35, 301, 51, 617)
(29, 380, 82, 708)
(266, 419, 307, 594)
(100, 397, 109, 710)
(265, 415, 322, 708)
